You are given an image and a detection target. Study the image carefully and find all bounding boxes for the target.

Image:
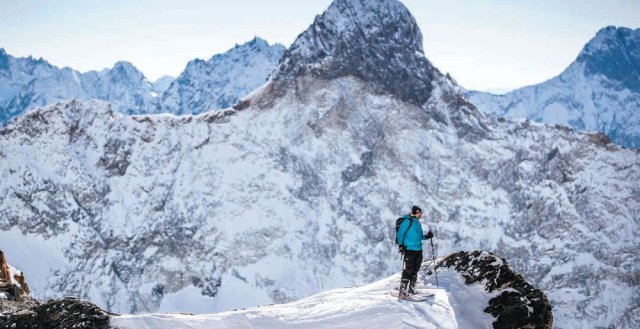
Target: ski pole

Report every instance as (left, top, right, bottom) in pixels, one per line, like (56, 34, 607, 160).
(430, 238, 439, 288)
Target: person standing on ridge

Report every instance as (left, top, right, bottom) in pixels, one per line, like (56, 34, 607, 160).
(396, 205, 433, 297)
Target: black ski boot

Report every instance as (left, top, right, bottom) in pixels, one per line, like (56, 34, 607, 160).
(399, 279, 410, 298)
(408, 282, 417, 294)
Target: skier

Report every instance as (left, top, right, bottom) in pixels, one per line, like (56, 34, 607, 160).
(396, 205, 433, 297)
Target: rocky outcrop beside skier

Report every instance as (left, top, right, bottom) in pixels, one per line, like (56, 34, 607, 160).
(423, 250, 553, 329)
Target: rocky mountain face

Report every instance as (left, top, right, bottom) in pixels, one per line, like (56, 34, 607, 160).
(0, 38, 284, 123)
(467, 26, 640, 149)
(156, 37, 285, 115)
(269, 0, 440, 106)
(0, 1, 638, 328)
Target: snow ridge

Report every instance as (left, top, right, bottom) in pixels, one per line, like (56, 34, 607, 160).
(0, 52, 156, 121)
(112, 251, 550, 329)
(0, 38, 284, 123)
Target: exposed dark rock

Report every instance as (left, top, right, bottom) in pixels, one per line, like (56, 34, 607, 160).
(98, 138, 133, 176)
(271, 0, 441, 106)
(436, 251, 553, 329)
(341, 151, 374, 183)
(0, 298, 111, 329)
(587, 131, 613, 147)
(578, 27, 640, 93)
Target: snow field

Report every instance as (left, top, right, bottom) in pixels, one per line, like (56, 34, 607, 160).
(111, 263, 497, 329)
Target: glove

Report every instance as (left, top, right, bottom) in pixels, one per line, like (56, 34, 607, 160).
(398, 245, 406, 254)
(424, 230, 433, 239)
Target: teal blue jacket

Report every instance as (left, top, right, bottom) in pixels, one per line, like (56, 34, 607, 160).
(396, 214, 427, 251)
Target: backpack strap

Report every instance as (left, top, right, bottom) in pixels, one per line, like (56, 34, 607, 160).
(400, 218, 414, 246)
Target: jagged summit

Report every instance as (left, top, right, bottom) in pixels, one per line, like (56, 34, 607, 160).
(234, 36, 272, 51)
(111, 61, 139, 73)
(270, 0, 441, 106)
(156, 37, 285, 114)
(106, 61, 148, 84)
(576, 26, 640, 92)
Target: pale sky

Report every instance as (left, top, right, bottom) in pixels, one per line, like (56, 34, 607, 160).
(1, 0, 638, 91)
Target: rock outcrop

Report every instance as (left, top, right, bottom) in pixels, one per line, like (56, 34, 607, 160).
(0, 297, 111, 329)
(434, 251, 553, 329)
(0, 250, 30, 302)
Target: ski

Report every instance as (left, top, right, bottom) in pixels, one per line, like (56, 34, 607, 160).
(388, 291, 434, 302)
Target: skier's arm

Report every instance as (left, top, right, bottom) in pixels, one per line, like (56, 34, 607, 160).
(423, 230, 433, 240)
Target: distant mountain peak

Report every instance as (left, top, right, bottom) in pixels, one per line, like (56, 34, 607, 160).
(112, 60, 137, 70)
(0, 48, 8, 70)
(467, 25, 640, 148)
(110, 61, 144, 78)
(270, 0, 441, 106)
(155, 37, 285, 115)
(217, 37, 283, 62)
(576, 26, 640, 92)
(244, 36, 271, 49)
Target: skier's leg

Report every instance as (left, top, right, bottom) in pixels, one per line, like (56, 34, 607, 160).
(409, 251, 423, 294)
(401, 250, 419, 295)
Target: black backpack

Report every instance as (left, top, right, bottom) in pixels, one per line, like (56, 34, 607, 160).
(395, 217, 413, 247)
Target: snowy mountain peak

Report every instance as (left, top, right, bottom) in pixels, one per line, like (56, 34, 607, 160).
(576, 26, 640, 92)
(270, 0, 441, 106)
(155, 37, 285, 114)
(467, 25, 640, 148)
(242, 36, 271, 50)
(109, 61, 147, 82)
(0, 49, 8, 70)
(111, 61, 138, 72)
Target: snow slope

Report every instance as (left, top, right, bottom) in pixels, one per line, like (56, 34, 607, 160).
(111, 260, 495, 329)
(467, 26, 640, 149)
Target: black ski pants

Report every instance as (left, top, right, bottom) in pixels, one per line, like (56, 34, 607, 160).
(401, 249, 423, 285)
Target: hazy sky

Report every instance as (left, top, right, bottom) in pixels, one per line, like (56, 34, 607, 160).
(1, 0, 638, 91)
